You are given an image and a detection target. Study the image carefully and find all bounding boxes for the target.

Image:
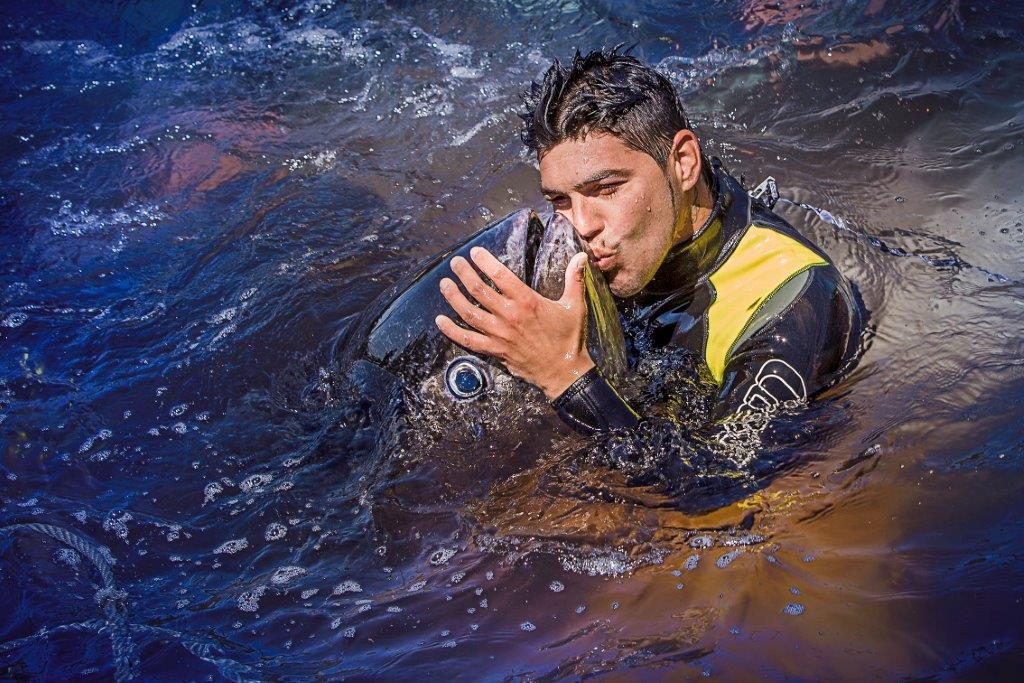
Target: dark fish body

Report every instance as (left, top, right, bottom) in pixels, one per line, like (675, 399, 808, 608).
(338, 209, 627, 505)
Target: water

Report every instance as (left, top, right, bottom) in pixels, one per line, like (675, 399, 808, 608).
(2, 0, 1023, 679)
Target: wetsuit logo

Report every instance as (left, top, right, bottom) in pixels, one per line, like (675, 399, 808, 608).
(738, 359, 807, 412)
(714, 359, 808, 466)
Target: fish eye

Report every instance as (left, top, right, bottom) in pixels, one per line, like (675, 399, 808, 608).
(445, 357, 489, 400)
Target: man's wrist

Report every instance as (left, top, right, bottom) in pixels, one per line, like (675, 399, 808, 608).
(541, 354, 596, 400)
(549, 366, 641, 435)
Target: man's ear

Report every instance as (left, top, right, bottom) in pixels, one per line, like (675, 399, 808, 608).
(669, 129, 703, 192)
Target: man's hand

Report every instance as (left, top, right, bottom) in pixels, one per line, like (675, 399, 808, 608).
(434, 246, 595, 400)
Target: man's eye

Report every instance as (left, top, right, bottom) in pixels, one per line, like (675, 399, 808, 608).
(597, 183, 622, 195)
(547, 196, 569, 209)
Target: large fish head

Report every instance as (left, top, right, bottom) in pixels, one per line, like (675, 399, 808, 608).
(341, 209, 627, 496)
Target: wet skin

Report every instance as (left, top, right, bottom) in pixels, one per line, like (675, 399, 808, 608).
(435, 130, 713, 399)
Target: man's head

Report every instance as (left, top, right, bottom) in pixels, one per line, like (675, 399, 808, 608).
(521, 48, 711, 297)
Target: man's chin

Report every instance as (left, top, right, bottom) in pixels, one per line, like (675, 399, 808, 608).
(607, 272, 641, 299)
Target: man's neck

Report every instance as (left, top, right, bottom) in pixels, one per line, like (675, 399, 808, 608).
(686, 172, 716, 243)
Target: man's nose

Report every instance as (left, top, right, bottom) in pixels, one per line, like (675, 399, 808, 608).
(570, 201, 603, 241)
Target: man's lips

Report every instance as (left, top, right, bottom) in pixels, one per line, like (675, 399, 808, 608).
(588, 251, 616, 270)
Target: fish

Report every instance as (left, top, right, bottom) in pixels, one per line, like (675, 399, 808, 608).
(338, 208, 628, 508)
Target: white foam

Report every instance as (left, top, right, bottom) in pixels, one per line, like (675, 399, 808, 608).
(237, 585, 266, 612)
(240, 473, 273, 492)
(332, 580, 362, 595)
(102, 511, 132, 543)
(270, 566, 307, 585)
(213, 538, 249, 555)
(203, 481, 224, 504)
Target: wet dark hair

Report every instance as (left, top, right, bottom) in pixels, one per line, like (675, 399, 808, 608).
(520, 47, 699, 167)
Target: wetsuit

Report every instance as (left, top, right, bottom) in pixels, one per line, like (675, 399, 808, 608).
(552, 159, 864, 435)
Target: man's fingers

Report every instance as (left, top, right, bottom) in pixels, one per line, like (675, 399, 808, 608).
(435, 314, 494, 354)
(469, 247, 532, 300)
(440, 277, 499, 332)
(450, 255, 503, 311)
(559, 252, 588, 308)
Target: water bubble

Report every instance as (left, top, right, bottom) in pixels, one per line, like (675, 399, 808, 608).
(894, 196, 906, 203)
(684, 554, 700, 571)
(240, 473, 273, 492)
(429, 547, 456, 566)
(1, 312, 27, 328)
(783, 603, 805, 616)
(689, 535, 714, 549)
(575, 605, 586, 614)
(716, 549, 743, 568)
(520, 621, 536, 632)
(549, 580, 564, 593)
(342, 626, 356, 638)
(409, 580, 427, 592)
(265, 522, 287, 541)
(300, 588, 319, 600)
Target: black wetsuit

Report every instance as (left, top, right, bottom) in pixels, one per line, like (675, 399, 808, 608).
(553, 160, 864, 434)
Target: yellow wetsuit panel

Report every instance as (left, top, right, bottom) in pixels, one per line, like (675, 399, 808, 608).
(705, 225, 827, 383)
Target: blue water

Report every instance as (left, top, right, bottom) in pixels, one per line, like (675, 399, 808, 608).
(2, 1, 1023, 679)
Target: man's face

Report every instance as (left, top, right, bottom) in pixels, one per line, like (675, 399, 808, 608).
(539, 132, 687, 298)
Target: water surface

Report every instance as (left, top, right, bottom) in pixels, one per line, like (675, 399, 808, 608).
(1, 0, 1023, 679)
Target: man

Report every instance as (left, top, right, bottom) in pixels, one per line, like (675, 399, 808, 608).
(434, 48, 862, 440)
